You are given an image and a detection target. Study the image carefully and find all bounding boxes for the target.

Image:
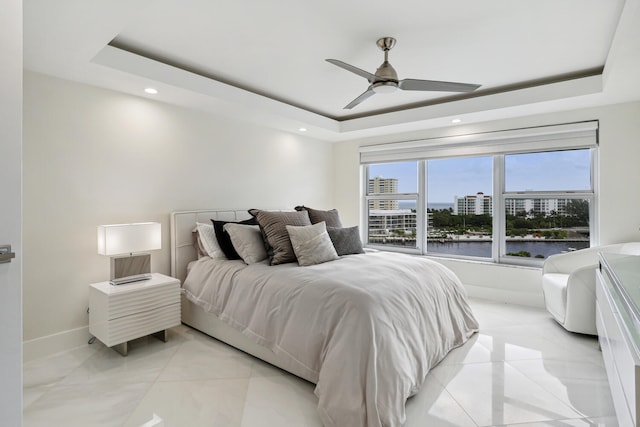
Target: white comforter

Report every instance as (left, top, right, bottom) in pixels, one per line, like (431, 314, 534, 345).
(183, 251, 478, 427)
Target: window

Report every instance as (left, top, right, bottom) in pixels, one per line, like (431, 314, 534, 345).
(361, 122, 598, 265)
(427, 157, 493, 259)
(365, 162, 420, 249)
(501, 149, 593, 263)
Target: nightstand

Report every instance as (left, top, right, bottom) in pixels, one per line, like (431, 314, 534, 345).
(89, 273, 181, 356)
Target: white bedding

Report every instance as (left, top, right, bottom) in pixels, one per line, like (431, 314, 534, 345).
(183, 251, 478, 427)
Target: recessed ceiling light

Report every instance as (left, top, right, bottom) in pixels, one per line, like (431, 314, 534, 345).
(451, 118, 462, 124)
(298, 127, 307, 132)
(144, 88, 158, 94)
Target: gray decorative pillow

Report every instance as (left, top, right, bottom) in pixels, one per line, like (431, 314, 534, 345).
(286, 222, 338, 267)
(223, 223, 267, 264)
(327, 226, 365, 256)
(249, 209, 311, 265)
(294, 206, 343, 228)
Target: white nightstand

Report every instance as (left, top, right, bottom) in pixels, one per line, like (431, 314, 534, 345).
(89, 273, 181, 356)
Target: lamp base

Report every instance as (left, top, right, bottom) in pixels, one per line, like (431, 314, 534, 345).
(111, 253, 151, 281)
(109, 273, 152, 286)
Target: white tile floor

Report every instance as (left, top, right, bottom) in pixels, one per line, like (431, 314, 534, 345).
(23, 299, 618, 427)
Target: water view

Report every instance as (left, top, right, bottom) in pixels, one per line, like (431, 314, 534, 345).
(428, 240, 590, 259)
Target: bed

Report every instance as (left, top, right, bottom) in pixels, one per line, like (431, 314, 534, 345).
(170, 209, 479, 427)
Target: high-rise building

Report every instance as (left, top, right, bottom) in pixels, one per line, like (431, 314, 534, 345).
(454, 192, 493, 215)
(368, 177, 399, 210)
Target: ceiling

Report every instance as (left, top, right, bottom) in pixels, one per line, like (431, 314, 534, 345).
(23, 0, 640, 141)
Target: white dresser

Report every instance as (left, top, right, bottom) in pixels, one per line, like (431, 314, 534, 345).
(89, 273, 181, 356)
(596, 253, 640, 427)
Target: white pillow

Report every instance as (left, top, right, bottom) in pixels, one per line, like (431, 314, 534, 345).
(196, 222, 225, 259)
(223, 223, 267, 264)
(286, 221, 339, 267)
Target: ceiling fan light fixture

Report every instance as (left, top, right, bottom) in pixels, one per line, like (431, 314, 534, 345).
(327, 36, 480, 109)
(372, 81, 398, 94)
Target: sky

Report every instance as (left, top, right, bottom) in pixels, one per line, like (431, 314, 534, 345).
(368, 149, 591, 203)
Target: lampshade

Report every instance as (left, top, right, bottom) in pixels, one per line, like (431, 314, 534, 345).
(97, 222, 162, 256)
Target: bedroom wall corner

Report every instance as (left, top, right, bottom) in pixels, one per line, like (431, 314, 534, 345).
(22, 71, 334, 358)
(331, 141, 361, 227)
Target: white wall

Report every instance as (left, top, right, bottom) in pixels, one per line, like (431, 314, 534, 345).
(22, 71, 333, 358)
(333, 101, 640, 306)
(0, 0, 23, 424)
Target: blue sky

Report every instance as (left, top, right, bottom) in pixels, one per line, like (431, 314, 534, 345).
(369, 150, 591, 203)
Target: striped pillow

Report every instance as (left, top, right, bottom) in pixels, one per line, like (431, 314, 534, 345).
(249, 209, 311, 265)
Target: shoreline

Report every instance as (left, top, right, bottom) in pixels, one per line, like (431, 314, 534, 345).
(427, 237, 589, 243)
(371, 237, 588, 243)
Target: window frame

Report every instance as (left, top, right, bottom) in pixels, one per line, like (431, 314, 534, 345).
(424, 156, 495, 262)
(496, 149, 597, 266)
(360, 122, 598, 266)
(363, 162, 425, 254)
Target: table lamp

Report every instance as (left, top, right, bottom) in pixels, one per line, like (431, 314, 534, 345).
(97, 222, 162, 285)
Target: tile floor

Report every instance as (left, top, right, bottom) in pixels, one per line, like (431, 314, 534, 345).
(23, 299, 618, 427)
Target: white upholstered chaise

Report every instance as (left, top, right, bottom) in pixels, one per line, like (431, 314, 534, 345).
(542, 242, 640, 335)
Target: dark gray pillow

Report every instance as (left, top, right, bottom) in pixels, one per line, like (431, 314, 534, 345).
(249, 209, 311, 265)
(294, 206, 343, 228)
(327, 226, 364, 256)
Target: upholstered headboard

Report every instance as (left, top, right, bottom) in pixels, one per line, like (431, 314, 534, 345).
(170, 209, 253, 283)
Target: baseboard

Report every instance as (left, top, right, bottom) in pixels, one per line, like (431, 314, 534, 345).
(465, 283, 545, 308)
(23, 325, 91, 362)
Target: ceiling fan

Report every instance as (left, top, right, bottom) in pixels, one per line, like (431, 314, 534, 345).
(326, 37, 481, 109)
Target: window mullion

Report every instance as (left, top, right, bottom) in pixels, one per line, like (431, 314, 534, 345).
(494, 154, 504, 261)
(504, 191, 593, 199)
(590, 147, 599, 245)
(367, 194, 419, 200)
(417, 160, 426, 254)
(361, 165, 370, 245)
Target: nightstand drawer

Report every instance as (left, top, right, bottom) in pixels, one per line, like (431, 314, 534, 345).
(91, 303, 181, 347)
(89, 274, 180, 321)
(103, 285, 179, 319)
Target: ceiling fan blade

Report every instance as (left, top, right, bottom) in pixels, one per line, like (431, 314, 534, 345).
(326, 59, 377, 83)
(344, 88, 376, 109)
(398, 78, 481, 93)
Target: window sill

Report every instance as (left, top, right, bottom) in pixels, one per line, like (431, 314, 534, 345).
(365, 246, 542, 270)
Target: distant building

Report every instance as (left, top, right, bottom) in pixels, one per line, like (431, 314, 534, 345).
(368, 209, 417, 236)
(454, 192, 493, 215)
(505, 198, 570, 217)
(504, 198, 527, 216)
(452, 193, 573, 217)
(368, 177, 399, 210)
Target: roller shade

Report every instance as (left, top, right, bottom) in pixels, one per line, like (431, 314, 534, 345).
(360, 121, 598, 164)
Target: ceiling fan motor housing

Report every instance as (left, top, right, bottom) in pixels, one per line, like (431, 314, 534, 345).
(375, 61, 398, 81)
